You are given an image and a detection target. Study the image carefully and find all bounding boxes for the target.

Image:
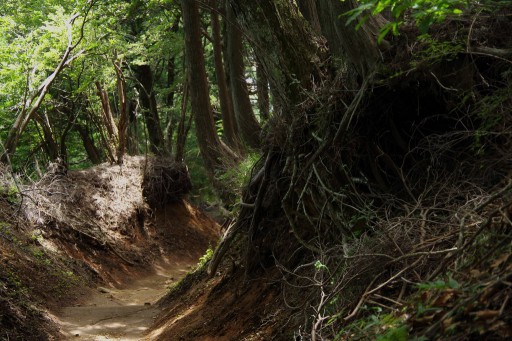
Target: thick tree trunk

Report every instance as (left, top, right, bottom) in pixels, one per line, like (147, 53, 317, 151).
(297, 0, 322, 34)
(226, 2, 261, 149)
(229, 0, 320, 112)
(211, 1, 241, 151)
(135, 64, 165, 155)
(314, 0, 386, 78)
(181, 0, 236, 179)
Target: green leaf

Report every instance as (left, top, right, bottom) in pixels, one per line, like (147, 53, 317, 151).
(448, 277, 459, 289)
(314, 260, 328, 270)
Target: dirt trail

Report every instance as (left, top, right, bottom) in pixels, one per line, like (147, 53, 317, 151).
(54, 260, 194, 340)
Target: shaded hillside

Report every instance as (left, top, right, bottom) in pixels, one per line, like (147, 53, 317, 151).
(149, 2, 512, 340)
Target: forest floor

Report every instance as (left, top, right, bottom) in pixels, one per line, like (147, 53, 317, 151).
(53, 257, 195, 340)
(0, 157, 227, 340)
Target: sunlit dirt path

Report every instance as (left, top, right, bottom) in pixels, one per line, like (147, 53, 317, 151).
(54, 260, 194, 340)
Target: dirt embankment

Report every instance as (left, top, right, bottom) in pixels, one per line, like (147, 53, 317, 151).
(0, 156, 219, 340)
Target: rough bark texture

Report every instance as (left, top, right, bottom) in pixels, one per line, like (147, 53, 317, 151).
(226, 2, 261, 149)
(297, 0, 322, 34)
(211, 3, 241, 151)
(314, 0, 386, 78)
(95, 81, 118, 162)
(181, 0, 235, 178)
(230, 0, 320, 111)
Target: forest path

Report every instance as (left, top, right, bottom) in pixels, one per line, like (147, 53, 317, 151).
(54, 259, 194, 340)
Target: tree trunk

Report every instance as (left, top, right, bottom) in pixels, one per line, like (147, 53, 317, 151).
(297, 0, 322, 34)
(94, 81, 118, 161)
(127, 100, 138, 155)
(314, 0, 386, 78)
(113, 60, 128, 164)
(226, 1, 261, 149)
(229, 0, 320, 112)
(255, 57, 270, 120)
(76, 124, 102, 164)
(34, 113, 59, 161)
(211, 1, 242, 151)
(181, 0, 236, 179)
(174, 82, 189, 163)
(135, 64, 164, 155)
(164, 15, 181, 155)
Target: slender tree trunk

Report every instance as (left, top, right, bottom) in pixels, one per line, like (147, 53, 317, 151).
(166, 15, 180, 108)
(113, 60, 128, 164)
(135, 64, 164, 155)
(181, 0, 236, 179)
(175, 82, 189, 163)
(165, 15, 181, 155)
(127, 100, 138, 155)
(255, 57, 270, 120)
(95, 81, 118, 161)
(226, 1, 261, 149)
(76, 124, 102, 164)
(211, 1, 241, 151)
(35, 113, 59, 160)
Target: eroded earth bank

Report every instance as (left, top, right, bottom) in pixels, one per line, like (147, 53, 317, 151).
(1, 157, 223, 340)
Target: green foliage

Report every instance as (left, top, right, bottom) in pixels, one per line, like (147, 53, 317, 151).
(415, 276, 459, 290)
(197, 247, 214, 268)
(217, 152, 261, 198)
(335, 305, 409, 340)
(344, 0, 468, 39)
(0, 183, 19, 203)
(377, 325, 409, 341)
(412, 33, 465, 65)
(314, 260, 329, 271)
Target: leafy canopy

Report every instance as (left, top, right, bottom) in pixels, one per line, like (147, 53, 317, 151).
(345, 0, 468, 40)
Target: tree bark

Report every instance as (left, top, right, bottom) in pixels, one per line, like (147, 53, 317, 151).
(211, 1, 241, 151)
(95, 81, 118, 162)
(255, 57, 270, 120)
(181, 0, 236, 179)
(135, 64, 165, 155)
(113, 60, 128, 164)
(225, 1, 261, 149)
(174, 82, 189, 163)
(76, 124, 102, 164)
(229, 0, 320, 112)
(297, 0, 322, 34)
(314, 0, 386, 78)
(34, 113, 59, 161)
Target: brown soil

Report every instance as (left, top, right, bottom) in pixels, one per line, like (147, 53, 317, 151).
(2, 156, 287, 340)
(1, 157, 223, 340)
(146, 261, 290, 340)
(53, 259, 194, 340)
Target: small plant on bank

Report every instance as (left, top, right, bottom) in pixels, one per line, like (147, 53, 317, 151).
(197, 247, 214, 269)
